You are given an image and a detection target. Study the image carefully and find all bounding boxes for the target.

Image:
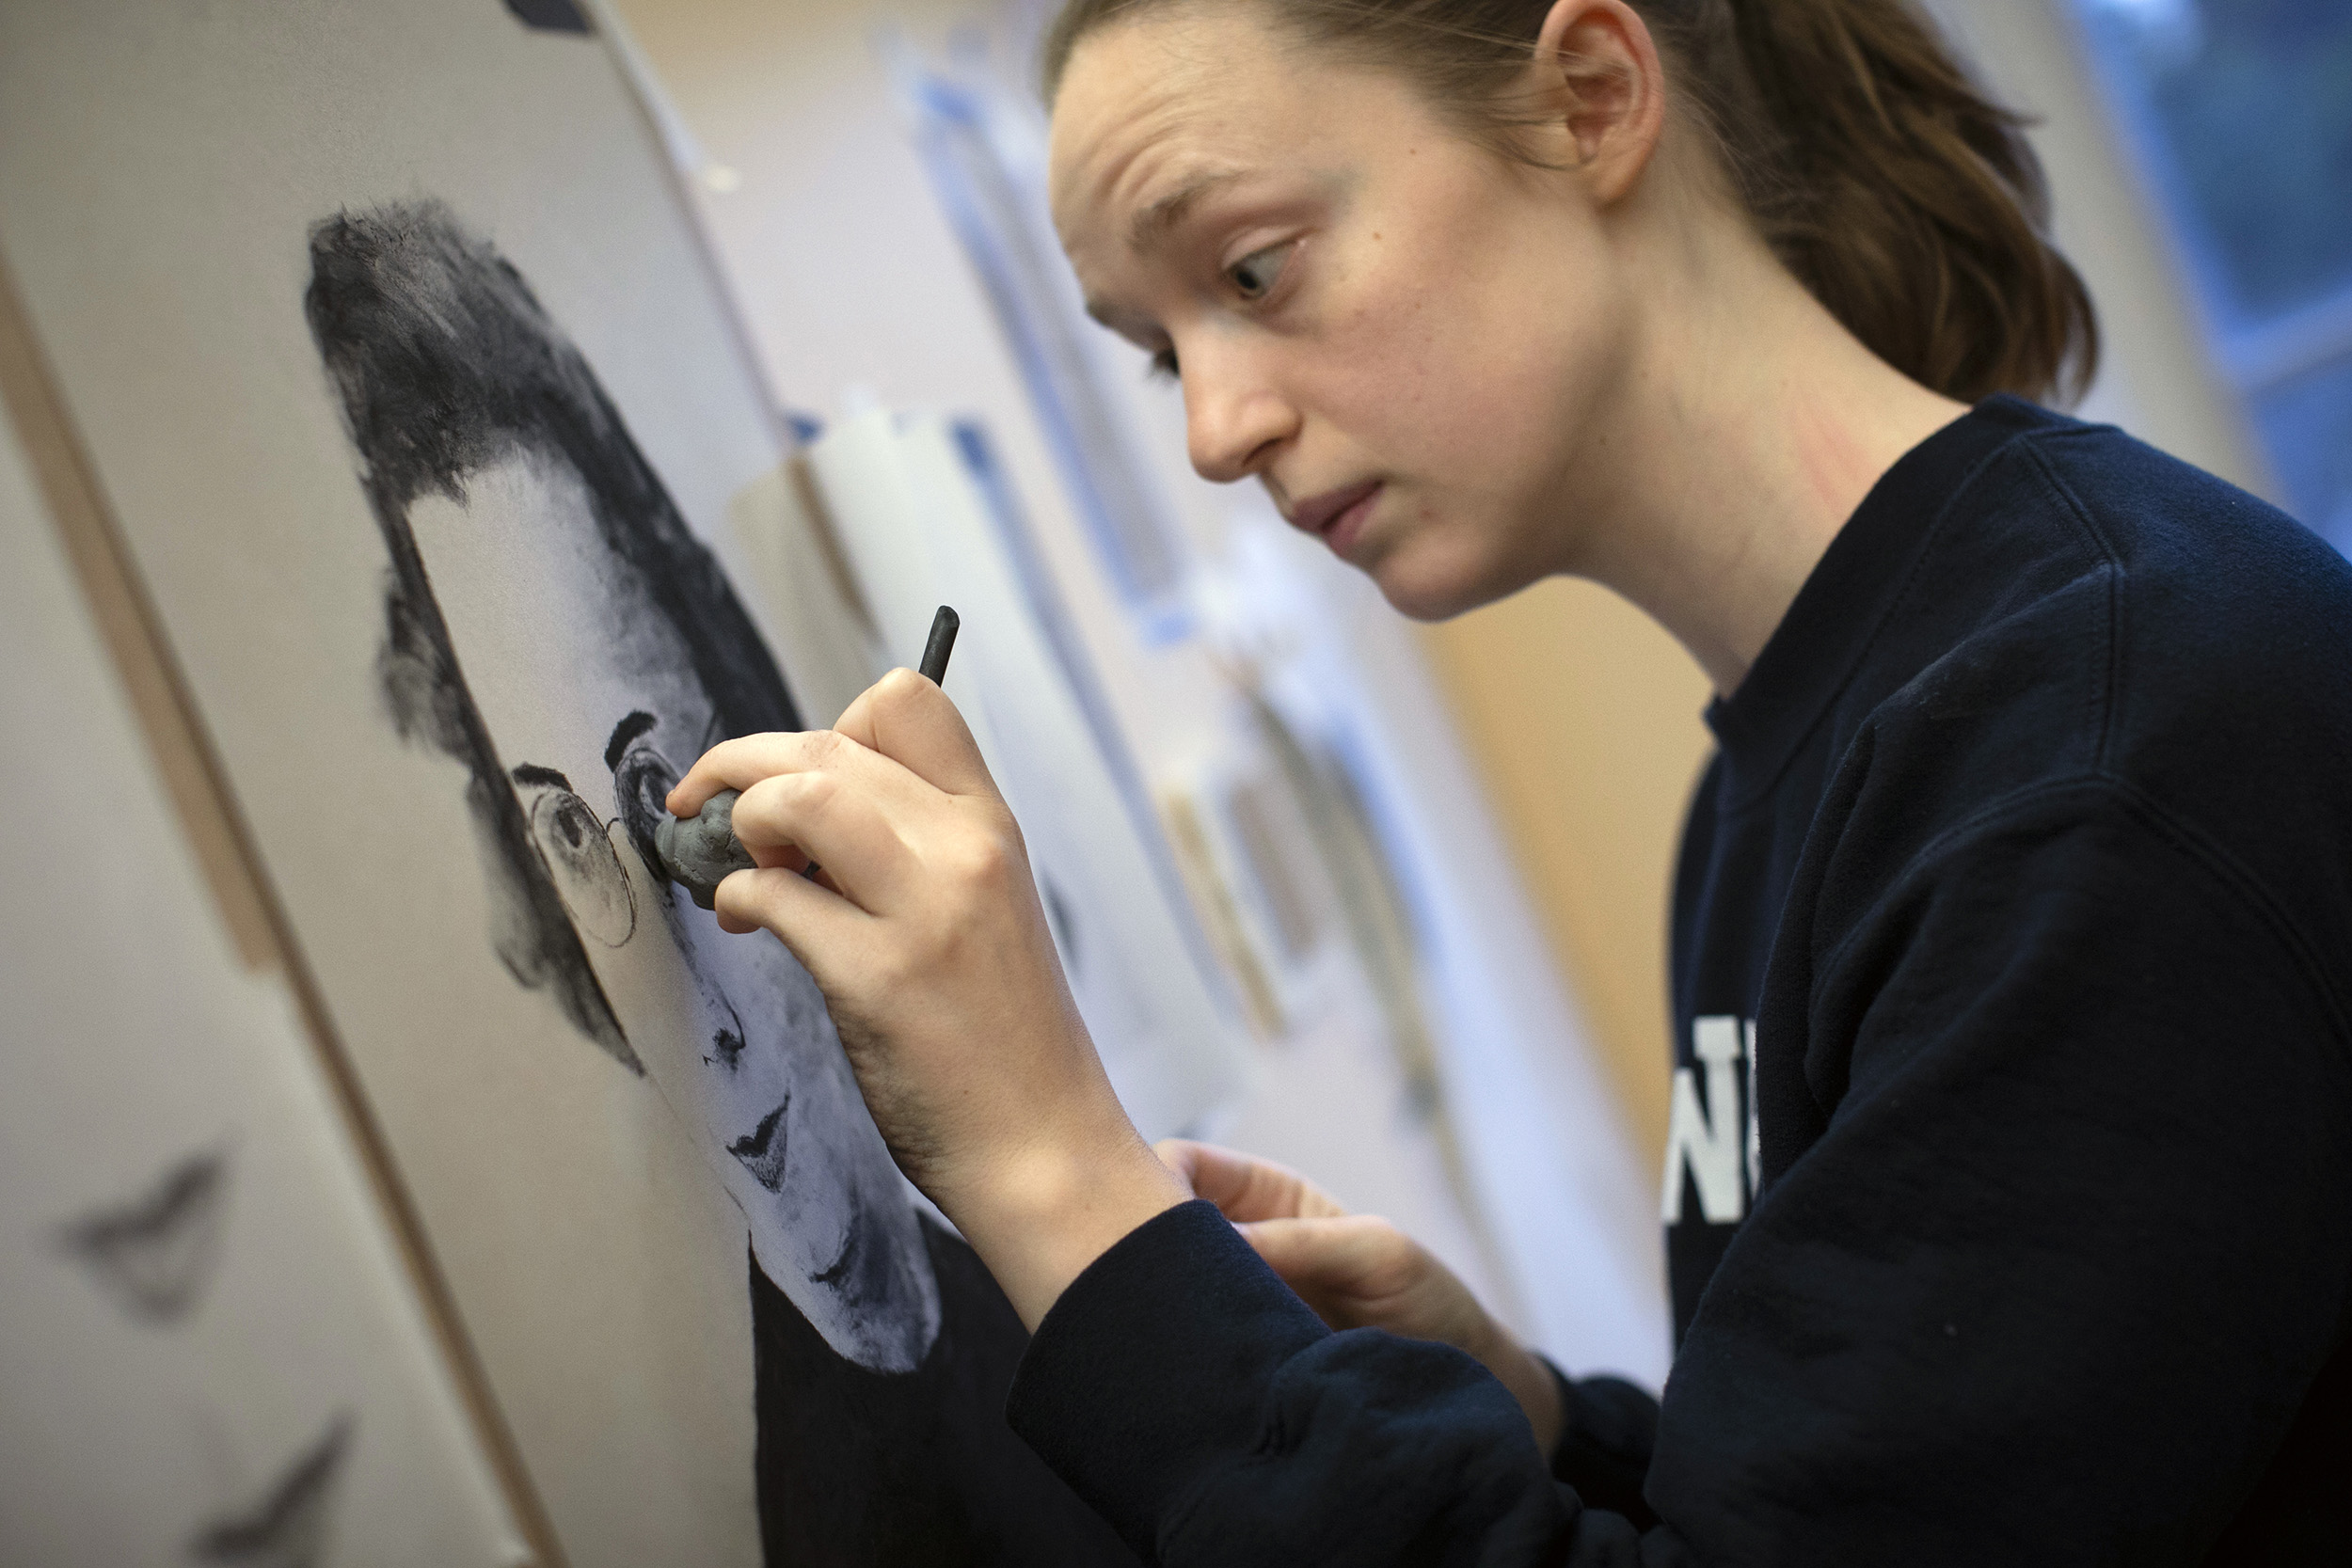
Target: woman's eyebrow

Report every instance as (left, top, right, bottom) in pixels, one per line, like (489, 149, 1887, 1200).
(1128, 170, 1245, 251)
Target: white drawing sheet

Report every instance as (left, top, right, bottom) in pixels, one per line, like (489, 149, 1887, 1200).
(0, 405, 528, 1568)
(0, 4, 1138, 1562)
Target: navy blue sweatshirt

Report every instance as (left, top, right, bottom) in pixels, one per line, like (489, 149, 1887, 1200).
(1005, 399, 2352, 1564)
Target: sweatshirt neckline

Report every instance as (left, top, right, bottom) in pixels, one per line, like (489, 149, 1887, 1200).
(1703, 396, 2059, 805)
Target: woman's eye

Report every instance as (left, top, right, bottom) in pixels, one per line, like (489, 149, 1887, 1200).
(1227, 243, 1293, 302)
(1148, 346, 1181, 381)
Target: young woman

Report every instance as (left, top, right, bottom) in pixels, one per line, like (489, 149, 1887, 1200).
(671, 0, 2352, 1559)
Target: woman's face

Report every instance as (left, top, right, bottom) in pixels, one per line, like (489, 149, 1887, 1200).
(407, 452, 940, 1373)
(1049, 3, 1638, 619)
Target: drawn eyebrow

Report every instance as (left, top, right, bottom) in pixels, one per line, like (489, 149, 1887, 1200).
(1127, 170, 1245, 251)
(605, 709, 658, 770)
(510, 763, 573, 792)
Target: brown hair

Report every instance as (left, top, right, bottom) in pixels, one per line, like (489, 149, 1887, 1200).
(1042, 0, 2097, 404)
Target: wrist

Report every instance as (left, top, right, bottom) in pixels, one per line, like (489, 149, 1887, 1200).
(1466, 1313, 1565, 1455)
(942, 1107, 1193, 1331)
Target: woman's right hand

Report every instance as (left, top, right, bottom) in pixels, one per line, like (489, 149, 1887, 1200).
(1156, 1139, 1565, 1451)
(667, 669, 1191, 1332)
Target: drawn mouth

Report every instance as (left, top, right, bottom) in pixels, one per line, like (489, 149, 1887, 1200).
(726, 1096, 790, 1193)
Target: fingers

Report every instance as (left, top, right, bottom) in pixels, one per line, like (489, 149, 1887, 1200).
(725, 768, 914, 912)
(710, 861, 871, 974)
(1237, 1214, 1421, 1329)
(1239, 1214, 1399, 1289)
(667, 726, 884, 820)
(833, 668, 1001, 800)
(1153, 1139, 1348, 1223)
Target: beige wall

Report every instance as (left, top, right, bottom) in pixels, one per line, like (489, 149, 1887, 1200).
(1418, 584, 1709, 1172)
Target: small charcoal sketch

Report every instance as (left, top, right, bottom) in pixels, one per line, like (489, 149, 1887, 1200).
(502, 0, 590, 35)
(54, 1147, 230, 1325)
(188, 1414, 353, 1568)
(303, 201, 1135, 1562)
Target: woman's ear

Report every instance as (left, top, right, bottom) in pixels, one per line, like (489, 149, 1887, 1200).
(1525, 0, 1668, 204)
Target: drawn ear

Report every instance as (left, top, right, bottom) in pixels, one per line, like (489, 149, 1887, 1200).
(524, 786, 636, 947)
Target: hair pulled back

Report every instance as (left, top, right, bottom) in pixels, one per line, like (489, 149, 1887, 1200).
(1043, 0, 2097, 405)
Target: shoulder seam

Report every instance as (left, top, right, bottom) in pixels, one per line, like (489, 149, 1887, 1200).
(2104, 775, 2352, 1046)
(1814, 772, 2352, 1050)
(2013, 436, 2127, 773)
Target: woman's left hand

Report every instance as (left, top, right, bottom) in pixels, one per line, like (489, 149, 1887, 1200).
(1158, 1138, 1565, 1451)
(666, 669, 1190, 1328)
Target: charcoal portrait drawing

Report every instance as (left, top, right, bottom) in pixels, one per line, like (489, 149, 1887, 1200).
(302, 200, 1131, 1561)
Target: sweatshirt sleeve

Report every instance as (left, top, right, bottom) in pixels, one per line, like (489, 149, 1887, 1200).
(1545, 1362, 1660, 1528)
(1007, 1201, 1665, 1566)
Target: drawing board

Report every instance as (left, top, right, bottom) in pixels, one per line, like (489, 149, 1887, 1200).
(0, 2, 1138, 1560)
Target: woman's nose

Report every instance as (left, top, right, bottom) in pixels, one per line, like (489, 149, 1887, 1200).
(1182, 348, 1298, 483)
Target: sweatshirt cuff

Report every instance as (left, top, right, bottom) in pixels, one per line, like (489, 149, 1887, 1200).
(1007, 1198, 1330, 1557)
(1540, 1356, 1661, 1528)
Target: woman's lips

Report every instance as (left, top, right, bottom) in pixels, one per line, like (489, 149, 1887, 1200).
(1289, 479, 1383, 557)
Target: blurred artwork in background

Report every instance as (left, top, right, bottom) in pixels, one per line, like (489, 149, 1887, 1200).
(799, 407, 1251, 1138)
(2072, 0, 2352, 546)
(895, 34, 1200, 643)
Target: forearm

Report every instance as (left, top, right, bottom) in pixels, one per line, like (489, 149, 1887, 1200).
(1009, 1202, 1609, 1566)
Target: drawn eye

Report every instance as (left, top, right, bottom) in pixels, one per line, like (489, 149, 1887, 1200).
(526, 786, 636, 947)
(1228, 242, 1293, 302)
(611, 742, 680, 878)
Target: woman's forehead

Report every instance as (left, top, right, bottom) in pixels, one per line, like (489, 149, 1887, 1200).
(1047, 9, 1388, 279)
(1046, 10, 1314, 214)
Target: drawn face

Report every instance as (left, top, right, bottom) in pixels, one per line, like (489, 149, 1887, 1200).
(407, 451, 940, 1372)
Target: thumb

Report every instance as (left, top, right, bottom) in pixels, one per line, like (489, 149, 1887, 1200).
(1237, 1214, 1403, 1300)
(832, 667, 999, 800)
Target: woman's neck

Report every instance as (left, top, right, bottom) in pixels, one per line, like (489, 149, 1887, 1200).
(1561, 217, 1969, 699)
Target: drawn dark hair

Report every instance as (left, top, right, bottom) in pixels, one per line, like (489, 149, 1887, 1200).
(303, 199, 802, 1069)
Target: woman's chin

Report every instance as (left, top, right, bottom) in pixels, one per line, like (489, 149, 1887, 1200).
(1370, 546, 1516, 623)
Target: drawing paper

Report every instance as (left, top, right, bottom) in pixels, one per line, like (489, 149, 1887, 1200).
(0, 405, 526, 1568)
(0, 4, 1138, 1560)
